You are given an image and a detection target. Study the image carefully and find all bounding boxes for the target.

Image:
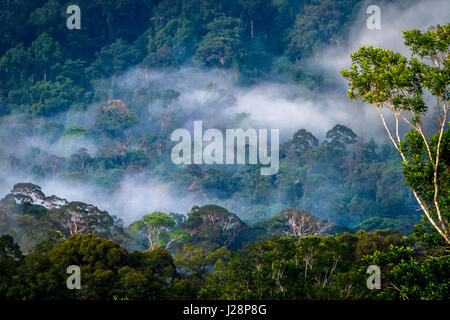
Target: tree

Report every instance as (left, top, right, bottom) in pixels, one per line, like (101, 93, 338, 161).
(290, 128, 319, 154)
(341, 24, 450, 244)
(92, 0, 129, 41)
(363, 245, 450, 299)
(39, 121, 64, 143)
(60, 59, 88, 87)
(42, 155, 65, 177)
(325, 124, 357, 149)
(0, 44, 32, 91)
(69, 148, 92, 175)
(133, 212, 177, 250)
(287, 0, 347, 61)
(93, 100, 139, 138)
(87, 39, 139, 79)
(148, 18, 196, 61)
(29, 32, 62, 81)
(0, 234, 22, 261)
(195, 17, 245, 67)
(282, 209, 330, 237)
(48, 202, 116, 239)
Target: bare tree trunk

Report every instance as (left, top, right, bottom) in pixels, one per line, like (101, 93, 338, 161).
(375, 103, 450, 244)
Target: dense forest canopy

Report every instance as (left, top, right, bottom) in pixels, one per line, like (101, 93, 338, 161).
(0, 0, 448, 301)
(0, 0, 433, 229)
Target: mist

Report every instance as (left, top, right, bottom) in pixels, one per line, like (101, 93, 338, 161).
(0, 0, 448, 224)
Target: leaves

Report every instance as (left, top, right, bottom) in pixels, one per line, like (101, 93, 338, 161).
(342, 24, 450, 244)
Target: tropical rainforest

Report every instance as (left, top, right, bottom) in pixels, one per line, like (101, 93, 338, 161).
(0, 0, 448, 300)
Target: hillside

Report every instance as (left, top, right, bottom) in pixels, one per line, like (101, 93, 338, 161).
(1, 182, 354, 252)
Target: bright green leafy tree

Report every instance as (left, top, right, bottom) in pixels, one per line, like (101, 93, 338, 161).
(342, 24, 450, 244)
(132, 212, 178, 250)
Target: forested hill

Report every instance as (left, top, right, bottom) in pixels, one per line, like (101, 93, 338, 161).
(0, 0, 421, 232)
(0, 182, 349, 252)
(0, 0, 416, 112)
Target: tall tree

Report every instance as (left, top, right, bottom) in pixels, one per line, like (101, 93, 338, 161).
(342, 24, 450, 244)
(325, 124, 358, 149)
(195, 17, 245, 67)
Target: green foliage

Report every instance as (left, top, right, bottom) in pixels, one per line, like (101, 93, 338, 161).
(356, 217, 404, 233)
(401, 129, 450, 230)
(0, 234, 23, 274)
(342, 24, 450, 244)
(363, 245, 450, 299)
(0, 226, 446, 300)
(0, 1, 447, 301)
(30, 32, 63, 81)
(181, 205, 248, 251)
(0, 44, 32, 92)
(0, 0, 379, 116)
(195, 17, 245, 67)
(342, 46, 426, 113)
(94, 100, 139, 137)
(198, 233, 397, 300)
(140, 212, 176, 230)
(2, 234, 180, 300)
(63, 125, 88, 137)
(145, 18, 196, 65)
(131, 212, 182, 251)
(290, 128, 319, 153)
(29, 76, 88, 115)
(287, 0, 359, 61)
(87, 39, 139, 79)
(325, 124, 358, 149)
